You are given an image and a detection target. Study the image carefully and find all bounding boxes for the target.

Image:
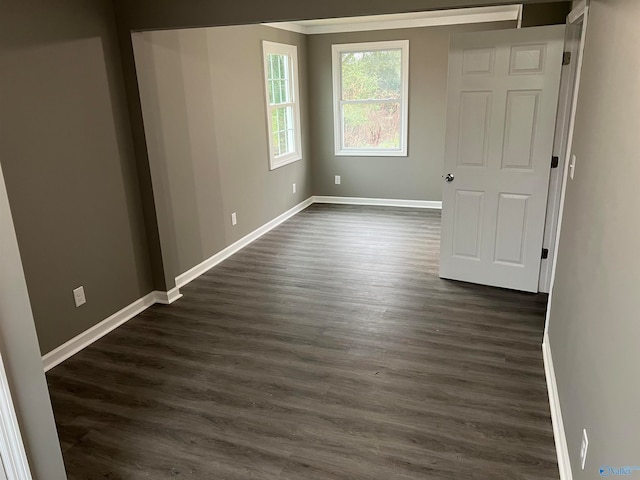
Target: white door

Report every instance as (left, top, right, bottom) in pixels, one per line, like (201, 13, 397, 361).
(440, 25, 565, 293)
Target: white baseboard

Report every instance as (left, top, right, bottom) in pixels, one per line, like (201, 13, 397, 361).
(43, 194, 441, 371)
(312, 195, 442, 209)
(42, 292, 158, 372)
(153, 287, 182, 305)
(175, 197, 314, 288)
(42, 287, 185, 371)
(543, 333, 573, 480)
(41, 198, 313, 370)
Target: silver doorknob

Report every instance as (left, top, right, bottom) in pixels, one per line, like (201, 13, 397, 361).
(445, 173, 455, 183)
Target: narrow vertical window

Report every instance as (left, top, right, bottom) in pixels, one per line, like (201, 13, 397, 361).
(332, 40, 409, 156)
(262, 41, 302, 170)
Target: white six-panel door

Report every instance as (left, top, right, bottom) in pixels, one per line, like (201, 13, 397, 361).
(440, 25, 565, 293)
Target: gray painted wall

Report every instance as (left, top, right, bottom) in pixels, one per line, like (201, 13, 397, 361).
(0, 0, 154, 355)
(133, 25, 311, 283)
(0, 0, 582, 349)
(547, 0, 640, 477)
(308, 22, 514, 200)
(0, 0, 543, 356)
(4, 0, 635, 477)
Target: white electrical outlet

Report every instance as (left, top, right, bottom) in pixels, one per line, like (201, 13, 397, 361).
(580, 429, 589, 470)
(231, 212, 237, 226)
(292, 183, 296, 194)
(570, 154, 577, 180)
(335, 175, 341, 185)
(73, 286, 86, 307)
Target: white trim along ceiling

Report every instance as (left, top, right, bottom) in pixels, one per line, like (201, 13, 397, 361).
(262, 5, 522, 35)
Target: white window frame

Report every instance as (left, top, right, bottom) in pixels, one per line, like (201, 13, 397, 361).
(332, 40, 410, 157)
(262, 41, 303, 170)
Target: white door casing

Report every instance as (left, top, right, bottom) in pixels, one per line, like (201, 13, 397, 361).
(0, 353, 29, 480)
(544, 1, 590, 334)
(539, 15, 585, 293)
(440, 25, 565, 293)
(0, 164, 35, 480)
(0, 458, 8, 480)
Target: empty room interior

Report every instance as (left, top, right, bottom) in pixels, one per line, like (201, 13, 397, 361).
(1, 0, 639, 479)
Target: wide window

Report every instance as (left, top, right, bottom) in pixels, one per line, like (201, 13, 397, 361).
(332, 40, 409, 157)
(262, 41, 302, 170)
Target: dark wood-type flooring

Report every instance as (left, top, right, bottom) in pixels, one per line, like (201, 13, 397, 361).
(47, 204, 558, 480)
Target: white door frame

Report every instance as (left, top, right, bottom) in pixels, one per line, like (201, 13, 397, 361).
(538, 1, 590, 293)
(0, 166, 33, 480)
(544, 0, 590, 332)
(0, 158, 67, 479)
(0, 353, 32, 480)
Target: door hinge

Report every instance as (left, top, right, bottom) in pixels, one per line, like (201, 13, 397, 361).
(541, 248, 549, 260)
(551, 156, 559, 168)
(562, 51, 572, 66)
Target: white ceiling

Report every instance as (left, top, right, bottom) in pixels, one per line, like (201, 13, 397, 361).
(263, 5, 522, 35)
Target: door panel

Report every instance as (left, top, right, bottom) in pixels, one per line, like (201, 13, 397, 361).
(458, 92, 492, 167)
(494, 193, 529, 265)
(510, 44, 547, 74)
(440, 26, 565, 292)
(502, 90, 540, 170)
(462, 48, 495, 75)
(452, 190, 484, 259)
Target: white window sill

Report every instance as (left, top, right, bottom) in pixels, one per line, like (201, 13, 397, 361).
(334, 149, 408, 157)
(270, 154, 302, 170)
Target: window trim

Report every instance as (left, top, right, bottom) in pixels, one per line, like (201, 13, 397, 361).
(332, 40, 410, 157)
(262, 41, 303, 170)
